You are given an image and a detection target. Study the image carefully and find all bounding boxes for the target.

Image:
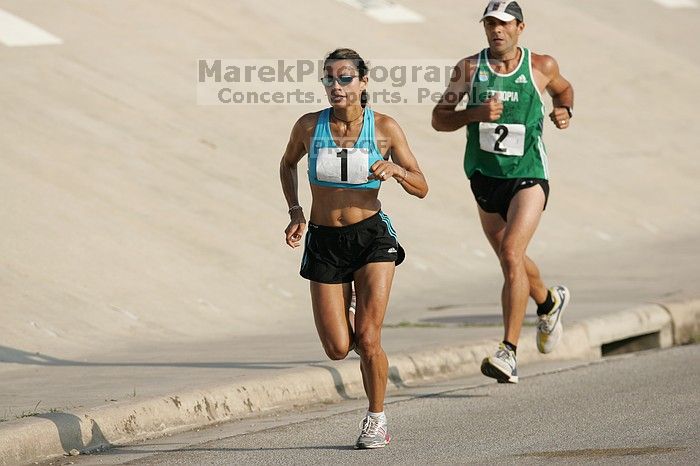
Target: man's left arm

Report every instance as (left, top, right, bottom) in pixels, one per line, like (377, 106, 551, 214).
(537, 55, 574, 130)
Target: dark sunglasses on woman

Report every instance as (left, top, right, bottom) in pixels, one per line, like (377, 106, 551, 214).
(321, 75, 358, 87)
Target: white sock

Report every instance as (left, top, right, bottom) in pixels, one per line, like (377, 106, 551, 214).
(367, 410, 386, 420)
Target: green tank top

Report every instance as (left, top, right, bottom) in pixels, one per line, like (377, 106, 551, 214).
(464, 47, 549, 180)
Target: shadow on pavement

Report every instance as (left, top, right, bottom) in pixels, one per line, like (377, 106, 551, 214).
(0, 345, 323, 370)
(101, 444, 357, 456)
(34, 412, 111, 454)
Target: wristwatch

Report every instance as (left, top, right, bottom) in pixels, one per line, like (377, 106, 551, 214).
(564, 106, 573, 118)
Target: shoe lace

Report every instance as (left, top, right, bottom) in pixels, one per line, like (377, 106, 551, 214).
(495, 348, 510, 361)
(359, 416, 381, 437)
(537, 315, 551, 332)
(496, 347, 515, 368)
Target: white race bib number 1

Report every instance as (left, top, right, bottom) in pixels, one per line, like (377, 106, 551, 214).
(316, 147, 369, 184)
(479, 122, 526, 157)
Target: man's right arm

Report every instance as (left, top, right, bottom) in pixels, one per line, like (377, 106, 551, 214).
(431, 56, 502, 132)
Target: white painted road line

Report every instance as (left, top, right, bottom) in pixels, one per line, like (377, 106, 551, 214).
(337, 0, 424, 24)
(0, 8, 62, 46)
(652, 0, 698, 8)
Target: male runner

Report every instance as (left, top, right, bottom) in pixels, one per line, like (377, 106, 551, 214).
(432, 0, 574, 383)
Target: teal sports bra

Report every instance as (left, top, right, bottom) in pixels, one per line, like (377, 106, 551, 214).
(308, 107, 385, 189)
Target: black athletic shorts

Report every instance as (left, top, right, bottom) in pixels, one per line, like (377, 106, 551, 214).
(470, 171, 549, 221)
(300, 211, 405, 284)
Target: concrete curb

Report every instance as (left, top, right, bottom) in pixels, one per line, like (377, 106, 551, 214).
(659, 299, 700, 345)
(1, 299, 698, 465)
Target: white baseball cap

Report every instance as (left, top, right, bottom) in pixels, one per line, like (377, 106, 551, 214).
(480, 1, 524, 23)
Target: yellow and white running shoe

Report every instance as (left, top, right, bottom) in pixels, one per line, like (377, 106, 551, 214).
(481, 343, 518, 384)
(536, 285, 570, 354)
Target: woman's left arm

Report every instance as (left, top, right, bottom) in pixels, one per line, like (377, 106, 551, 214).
(369, 115, 429, 199)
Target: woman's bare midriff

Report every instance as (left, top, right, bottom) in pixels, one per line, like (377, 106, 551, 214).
(309, 185, 382, 227)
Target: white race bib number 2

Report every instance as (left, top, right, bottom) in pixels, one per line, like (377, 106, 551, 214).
(316, 147, 369, 184)
(479, 123, 526, 156)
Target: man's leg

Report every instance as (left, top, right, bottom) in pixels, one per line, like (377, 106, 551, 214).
(478, 207, 548, 316)
(478, 186, 546, 383)
(499, 186, 546, 345)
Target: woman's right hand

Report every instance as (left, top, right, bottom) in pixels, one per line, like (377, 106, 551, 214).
(285, 212, 307, 248)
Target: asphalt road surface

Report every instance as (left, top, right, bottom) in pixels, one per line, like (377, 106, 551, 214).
(59, 345, 700, 465)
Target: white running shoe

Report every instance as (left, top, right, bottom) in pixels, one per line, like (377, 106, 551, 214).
(354, 415, 391, 449)
(536, 285, 570, 354)
(481, 343, 518, 384)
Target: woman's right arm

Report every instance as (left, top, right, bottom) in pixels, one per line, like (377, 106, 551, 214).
(280, 115, 311, 248)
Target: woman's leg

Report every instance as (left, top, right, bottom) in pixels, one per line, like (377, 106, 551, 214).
(310, 281, 354, 360)
(353, 262, 395, 412)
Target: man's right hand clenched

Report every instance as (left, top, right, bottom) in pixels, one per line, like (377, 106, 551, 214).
(478, 94, 503, 122)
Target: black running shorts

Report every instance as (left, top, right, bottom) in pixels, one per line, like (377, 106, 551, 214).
(470, 171, 549, 221)
(300, 211, 405, 284)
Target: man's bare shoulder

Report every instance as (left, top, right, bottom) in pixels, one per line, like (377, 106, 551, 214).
(461, 52, 482, 65)
(462, 53, 483, 70)
(450, 53, 482, 83)
(530, 52, 559, 76)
